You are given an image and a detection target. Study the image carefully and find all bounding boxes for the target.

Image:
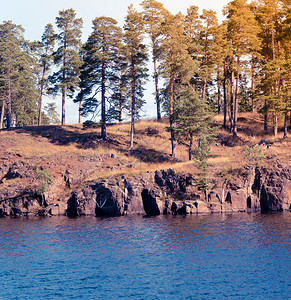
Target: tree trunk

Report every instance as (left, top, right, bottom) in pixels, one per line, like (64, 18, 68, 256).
(233, 56, 240, 137)
(223, 63, 227, 129)
(129, 61, 136, 150)
(118, 81, 123, 122)
(78, 100, 82, 124)
(7, 77, 12, 129)
(202, 78, 207, 101)
(169, 72, 176, 158)
(217, 70, 221, 115)
(101, 58, 106, 139)
(119, 99, 122, 122)
(283, 113, 288, 138)
(61, 34, 67, 126)
(0, 102, 5, 129)
(251, 60, 255, 113)
(273, 113, 278, 137)
(154, 57, 161, 121)
(189, 136, 193, 161)
(38, 66, 46, 126)
(38, 49, 48, 126)
(230, 69, 235, 133)
(264, 100, 268, 132)
(61, 85, 66, 125)
(38, 79, 44, 126)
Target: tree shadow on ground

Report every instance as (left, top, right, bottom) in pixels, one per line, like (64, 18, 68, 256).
(129, 146, 172, 163)
(14, 125, 122, 149)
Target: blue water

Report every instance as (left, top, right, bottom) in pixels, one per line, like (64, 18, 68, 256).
(0, 213, 290, 299)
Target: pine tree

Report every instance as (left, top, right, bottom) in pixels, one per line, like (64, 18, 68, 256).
(108, 67, 128, 122)
(255, 0, 290, 137)
(77, 16, 122, 139)
(0, 21, 25, 128)
(50, 8, 83, 125)
(141, 0, 167, 121)
(123, 4, 149, 150)
(174, 86, 215, 161)
(0, 21, 38, 128)
(160, 12, 195, 158)
(37, 24, 56, 126)
(213, 23, 230, 120)
(224, 0, 261, 136)
(42, 102, 60, 125)
(184, 5, 202, 90)
(199, 9, 218, 101)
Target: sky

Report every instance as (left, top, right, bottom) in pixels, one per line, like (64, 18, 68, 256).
(1, 0, 230, 124)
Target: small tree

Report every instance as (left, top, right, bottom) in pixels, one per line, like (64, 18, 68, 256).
(173, 86, 217, 191)
(43, 102, 60, 125)
(174, 86, 208, 160)
(35, 167, 53, 206)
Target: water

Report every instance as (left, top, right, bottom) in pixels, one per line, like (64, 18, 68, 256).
(0, 213, 290, 299)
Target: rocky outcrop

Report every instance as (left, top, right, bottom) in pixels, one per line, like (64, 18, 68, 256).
(260, 168, 291, 212)
(0, 166, 290, 217)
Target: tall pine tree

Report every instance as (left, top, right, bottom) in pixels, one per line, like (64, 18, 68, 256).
(37, 24, 56, 126)
(224, 0, 261, 136)
(141, 0, 167, 121)
(123, 4, 148, 150)
(77, 16, 122, 139)
(160, 12, 195, 158)
(50, 8, 83, 125)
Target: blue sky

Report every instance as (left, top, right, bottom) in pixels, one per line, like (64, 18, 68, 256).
(1, 0, 230, 123)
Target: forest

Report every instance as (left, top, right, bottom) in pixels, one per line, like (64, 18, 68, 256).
(0, 0, 290, 153)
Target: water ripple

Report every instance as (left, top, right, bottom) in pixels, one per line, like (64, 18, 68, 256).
(0, 213, 290, 299)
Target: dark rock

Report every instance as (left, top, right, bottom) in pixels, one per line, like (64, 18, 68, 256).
(141, 189, 160, 216)
(66, 192, 79, 217)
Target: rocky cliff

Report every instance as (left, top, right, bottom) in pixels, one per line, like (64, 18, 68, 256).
(0, 165, 290, 218)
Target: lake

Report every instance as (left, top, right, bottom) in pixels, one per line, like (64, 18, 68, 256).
(0, 213, 290, 299)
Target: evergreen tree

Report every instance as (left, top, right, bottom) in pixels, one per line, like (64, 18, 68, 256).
(174, 86, 215, 161)
(255, 0, 290, 137)
(141, 0, 167, 121)
(37, 24, 56, 126)
(224, 0, 261, 136)
(160, 12, 195, 158)
(0, 21, 25, 128)
(213, 23, 230, 119)
(199, 9, 218, 101)
(0, 21, 38, 128)
(107, 67, 128, 122)
(77, 16, 122, 138)
(50, 8, 83, 125)
(123, 4, 149, 149)
(42, 102, 60, 125)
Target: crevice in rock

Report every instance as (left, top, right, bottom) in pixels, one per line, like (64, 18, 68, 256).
(225, 191, 232, 203)
(66, 192, 79, 217)
(247, 196, 251, 209)
(141, 189, 160, 216)
(95, 188, 121, 217)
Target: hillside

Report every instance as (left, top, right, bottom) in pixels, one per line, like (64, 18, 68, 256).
(0, 113, 290, 217)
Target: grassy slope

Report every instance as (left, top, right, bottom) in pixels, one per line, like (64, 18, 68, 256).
(0, 112, 290, 197)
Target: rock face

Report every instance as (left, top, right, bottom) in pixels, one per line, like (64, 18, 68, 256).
(260, 169, 291, 212)
(0, 166, 290, 217)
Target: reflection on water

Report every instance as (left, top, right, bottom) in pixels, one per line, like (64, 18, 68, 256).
(0, 213, 290, 299)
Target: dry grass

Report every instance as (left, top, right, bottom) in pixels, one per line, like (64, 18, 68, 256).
(1, 112, 290, 187)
